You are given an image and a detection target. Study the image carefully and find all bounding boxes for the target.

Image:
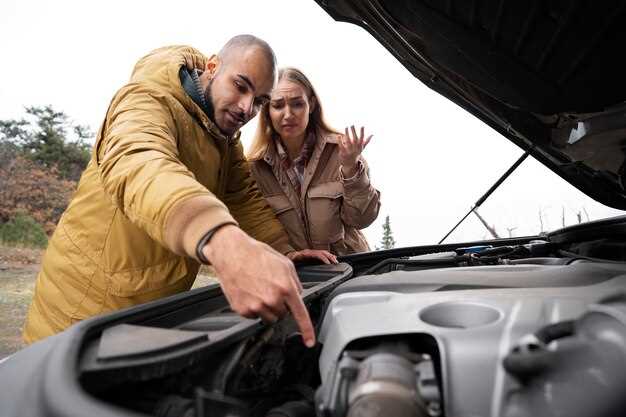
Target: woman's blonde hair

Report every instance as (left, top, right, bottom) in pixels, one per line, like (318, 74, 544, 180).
(246, 67, 339, 161)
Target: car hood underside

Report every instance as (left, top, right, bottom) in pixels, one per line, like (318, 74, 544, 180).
(315, 0, 626, 208)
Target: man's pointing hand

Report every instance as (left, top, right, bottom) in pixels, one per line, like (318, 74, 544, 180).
(202, 225, 315, 347)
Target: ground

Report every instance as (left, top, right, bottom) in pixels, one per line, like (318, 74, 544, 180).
(0, 245, 41, 359)
(0, 245, 216, 360)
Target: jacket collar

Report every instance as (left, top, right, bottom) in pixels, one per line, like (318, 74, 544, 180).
(127, 46, 240, 144)
(262, 132, 339, 167)
(263, 140, 279, 166)
(172, 52, 240, 144)
(300, 133, 339, 195)
(262, 132, 341, 201)
(180, 67, 212, 119)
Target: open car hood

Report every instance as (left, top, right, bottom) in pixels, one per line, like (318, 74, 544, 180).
(314, 0, 626, 209)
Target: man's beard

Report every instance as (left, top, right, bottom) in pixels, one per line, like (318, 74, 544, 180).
(203, 79, 217, 127)
(203, 80, 246, 137)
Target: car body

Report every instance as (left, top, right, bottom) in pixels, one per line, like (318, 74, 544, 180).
(1, 1, 625, 416)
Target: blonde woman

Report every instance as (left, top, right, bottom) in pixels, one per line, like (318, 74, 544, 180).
(247, 68, 381, 259)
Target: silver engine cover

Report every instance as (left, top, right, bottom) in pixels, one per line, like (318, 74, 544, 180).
(317, 262, 626, 417)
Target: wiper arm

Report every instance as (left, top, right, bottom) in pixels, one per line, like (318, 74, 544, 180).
(438, 149, 532, 244)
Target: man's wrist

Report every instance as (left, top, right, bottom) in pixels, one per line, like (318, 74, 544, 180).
(196, 223, 237, 264)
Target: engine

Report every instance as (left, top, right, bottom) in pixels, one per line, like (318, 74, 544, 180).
(74, 241, 626, 417)
(314, 257, 626, 417)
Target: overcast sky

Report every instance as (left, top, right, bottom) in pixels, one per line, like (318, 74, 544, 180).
(1, 0, 623, 247)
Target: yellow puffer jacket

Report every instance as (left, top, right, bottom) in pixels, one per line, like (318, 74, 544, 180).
(23, 46, 292, 344)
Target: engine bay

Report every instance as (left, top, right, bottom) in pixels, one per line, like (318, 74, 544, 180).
(73, 220, 626, 417)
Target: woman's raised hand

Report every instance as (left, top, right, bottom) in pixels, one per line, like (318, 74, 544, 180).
(339, 125, 372, 177)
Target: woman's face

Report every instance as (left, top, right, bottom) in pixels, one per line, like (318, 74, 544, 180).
(269, 78, 312, 141)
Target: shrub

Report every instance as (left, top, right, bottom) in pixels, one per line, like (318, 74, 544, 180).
(0, 155, 76, 234)
(0, 213, 48, 248)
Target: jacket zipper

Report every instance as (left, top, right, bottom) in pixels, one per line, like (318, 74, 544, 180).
(302, 195, 313, 248)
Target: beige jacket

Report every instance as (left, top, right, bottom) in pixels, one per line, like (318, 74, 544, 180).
(23, 46, 291, 344)
(250, 134, 381, 255)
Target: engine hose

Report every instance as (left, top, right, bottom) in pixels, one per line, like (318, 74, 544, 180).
(503, 349, 554, 380)
(363, 256, 463, 275)
(503, 320, 575, 380)
(534, 320, 575, 345)
(210, 340, 248, 393)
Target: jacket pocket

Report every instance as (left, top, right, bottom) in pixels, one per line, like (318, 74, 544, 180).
(307, 182, 345, 245)
(264, 194, 307, 249)
(101, 262, 194, 315)
(106, 256, 190, 297)
(265, 194, 294, 216)
(71, 258, 195, 321)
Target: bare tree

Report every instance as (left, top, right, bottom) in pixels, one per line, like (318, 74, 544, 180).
(583, 206, 591, 221)
(538, 209, 544, 233)
(473, 209, 500, 239)
(561, 206, 566, 227)
(506, 226, 517, 237)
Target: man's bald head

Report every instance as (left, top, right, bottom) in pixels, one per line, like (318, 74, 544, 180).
(198, 35, 277, 136)
(218, 34, 277, 80)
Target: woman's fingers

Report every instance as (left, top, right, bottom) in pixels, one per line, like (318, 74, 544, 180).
(342, 129, 352, 153)
(322, 252, 335, 264)
(326, 250, 338, 264)
(289, 249, 339, 265)
(317, 250, 338, 264)
(343, 126, 371, 150)
(363, 134, 373, 149)
(316, 252, 331, 264)
(313, 250, 336, 264)
(292, 249, 338, 265)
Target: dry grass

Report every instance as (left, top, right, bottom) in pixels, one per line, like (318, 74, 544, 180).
(0, 244, 218, 360)
(194, 265, 218, 288)
(0, 245, 41, 359)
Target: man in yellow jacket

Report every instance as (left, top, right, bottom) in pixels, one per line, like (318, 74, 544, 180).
(23, 35, 326, 347)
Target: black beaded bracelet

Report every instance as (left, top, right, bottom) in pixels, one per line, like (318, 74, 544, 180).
(195, 222, 235, 264)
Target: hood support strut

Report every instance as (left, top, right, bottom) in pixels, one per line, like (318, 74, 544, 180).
(438, 148, 532, 244)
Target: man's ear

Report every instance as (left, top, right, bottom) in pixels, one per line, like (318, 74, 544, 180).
(205, 55, 221, 79)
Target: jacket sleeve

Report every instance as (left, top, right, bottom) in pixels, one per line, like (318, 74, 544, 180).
(221, 141, 294, 254)
(97, 86, 237, 260)
(340, 157, 381, 229)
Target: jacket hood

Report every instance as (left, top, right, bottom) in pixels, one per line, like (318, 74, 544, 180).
(314, 0, 626, 209)
(129, 45, 237, 143)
